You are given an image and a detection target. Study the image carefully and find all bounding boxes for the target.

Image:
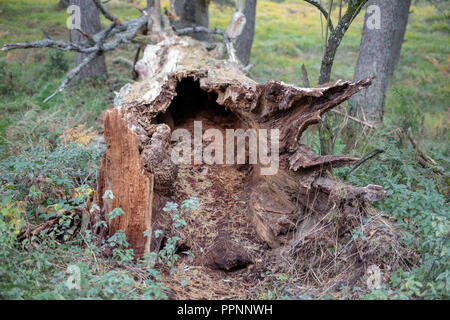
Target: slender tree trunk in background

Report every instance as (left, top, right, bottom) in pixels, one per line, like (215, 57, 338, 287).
(387, 0, 411, 81)
(313, 0, 367, 155)
(147, 0, 162, 32)
(69, 0, 107, 79)
(235, 0, 257, 66)
(317, 1, 367, 85)
(350, 0, 411, 122)
(173, 0, 210, 41)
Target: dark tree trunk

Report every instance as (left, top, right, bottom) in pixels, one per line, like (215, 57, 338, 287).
(173, 0, 210, 41)
(318, 0, 367, 85)
(387, 0, 411, 81)
(350, 0, 411, 122)
(235, 0, 257, 66)
(69, 0, 107, 79)
(58, 0, 70, 8)
(314, 0, 368, 155)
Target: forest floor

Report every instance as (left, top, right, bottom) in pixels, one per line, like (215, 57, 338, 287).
(0, 0, 448, 300)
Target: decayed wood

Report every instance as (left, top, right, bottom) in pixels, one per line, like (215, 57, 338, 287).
(96, 108, 154, 257)
(98, 33, 386, 253)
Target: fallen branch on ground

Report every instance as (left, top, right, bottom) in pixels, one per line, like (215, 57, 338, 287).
(2, 2, 148, 102)
(330, 109, 377, 129)
(406, 128, 444, 175)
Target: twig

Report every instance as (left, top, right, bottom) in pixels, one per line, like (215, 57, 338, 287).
(406, 128, 444, 175)
(242, 63, 254, 74)
(78, 230, 98, 264)
(132, 5, 147, 15)
(3, 14, 148, 102)
(92, 0, 119, 23)
(132, 45, 143, 80)
(330, 109, 376, 129)
(74, 27, 94, 41)
(2, 38, 93, 53)
(347, 149, 384, 176)
(112, 56, 134, 68)
(43, 51, 98, 103)
(304, 0, 334, 33)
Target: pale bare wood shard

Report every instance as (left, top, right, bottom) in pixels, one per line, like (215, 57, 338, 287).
(97, 33, 384, 253)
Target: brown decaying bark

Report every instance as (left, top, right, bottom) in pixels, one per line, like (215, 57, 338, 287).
(96, 108, 154, 257)
(96, 34, 385, 256)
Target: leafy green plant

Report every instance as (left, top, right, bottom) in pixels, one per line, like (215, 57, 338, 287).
(338, 128, 449, 299)
(156, 198, 199, 270)
(0, 142, 103, 202)
(107, 230, 134, 265)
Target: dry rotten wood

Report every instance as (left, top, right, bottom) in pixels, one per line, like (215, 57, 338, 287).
(96, 33, 385, 256)
(95, 107, 154, 257)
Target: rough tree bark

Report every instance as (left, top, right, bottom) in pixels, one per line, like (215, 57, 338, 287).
(387, 0, 411, 81)
(95, 33, 385, 257)
(350, 0, 411, 122)
(235, 0, 257, 65)
(173, 0, 210, 41)
(69, 0, 107, 79)
(58, 0, 70, 8)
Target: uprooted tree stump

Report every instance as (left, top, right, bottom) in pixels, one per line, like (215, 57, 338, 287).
(95, 33, 386, 261)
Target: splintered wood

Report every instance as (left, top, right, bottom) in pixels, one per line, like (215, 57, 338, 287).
(96, 34, 385, 258)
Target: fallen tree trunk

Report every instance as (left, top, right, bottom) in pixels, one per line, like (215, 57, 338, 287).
(95, 32, 385, 257)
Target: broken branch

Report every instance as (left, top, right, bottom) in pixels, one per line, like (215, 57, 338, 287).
(92, 0, 119, 23)
(330, 109, 377, 129)
(1, 38, 93, 53)
(2, 14, 148, 102)
(406, 128, 444, 175)
(43, 51, 98, 103)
